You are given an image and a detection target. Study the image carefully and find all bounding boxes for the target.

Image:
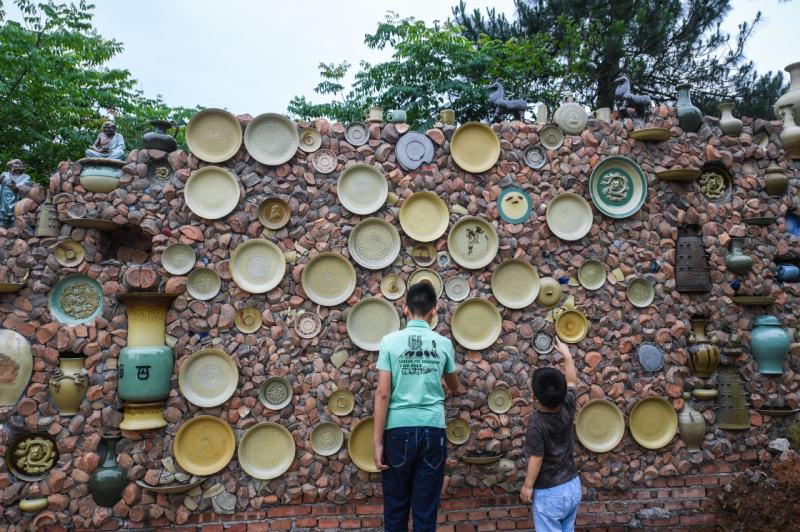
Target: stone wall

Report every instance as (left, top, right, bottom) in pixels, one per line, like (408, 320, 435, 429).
(0, 107, 798, 531)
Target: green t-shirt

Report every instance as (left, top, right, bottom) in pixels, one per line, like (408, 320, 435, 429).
(376, 319, 456, 429)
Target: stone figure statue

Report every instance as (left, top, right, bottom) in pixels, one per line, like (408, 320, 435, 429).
(86, 121, 127, 160)
(488, 78, 532, 122)
(0, 159, 32, 228)
(614, 75, 652, 119)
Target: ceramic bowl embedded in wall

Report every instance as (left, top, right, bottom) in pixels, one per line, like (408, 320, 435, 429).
(184, 167, 240, 220)
(344, 122, 370, 146)
(578, 260, 606, 290)
(546, 193, 592, 241)
(310, 422, 344, 456)
(294, 312, 322, 339)
(380, 274, 406, 300)
(588, 156, 647, 219)
(301, 252, 357, 306)
(488, 388, 513, 414)
(54, 240, 85, 268)
(186, 267, 222, 300)
(185, 108, 243, 163)
(407, 268, 443, 298)
(447, 216, 499, 269)
(450, 122, 501, 174)
(235, 307, 262, 333)
(162, 243, 196, 275)
(238, 422, 295, 479)
(230, 239, 286, 294)
(348, 218, 400, 270)
(490, 259, 540, 309)
(312, 149, 338, 174)
(540, 126, 564, 150)
(399, 192, 449, 242)
(348, 416, 379, 472)
(328, 389, 355, 416)
(396, 131, 435, 171)
(523, 146, 547, 169)
(497, 187, 533, 224)
(298, 128, 322, 153)
(173, 415, 236, 476)
(451, 298, 502, 350)
(257, 197, 291, 230)
(555, 308, 588, 344)
(259, 376, 293, 411)
(336, 163, 388, 215)
(48, 274, 104, 326)
(629, 397, 678, 449)
(178, 349, 239, 408)
(244, 113, 299, 166)
(626, 278, 655, 308)
(446, 419, 471, 445)
(576, 399, 625, 452)
(445, 276, 470, 301)
(346, 297, 400, 352)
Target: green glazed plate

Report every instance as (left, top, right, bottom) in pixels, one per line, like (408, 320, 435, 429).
(578, 260, 606, 290)
(497, 187, 533, 224)
(446, 419, 471, 445)
(629, 397, 678, 450)
(488, 388, 513, 414)
(238, 422, 295, 480)
(328, 389, 355, 416)
(310, 422, 344, 456)
(589, 156, 647, 219)
(628, 128, 670, 141)
(627, 278, 655, 308)
(48, 274, 104, 326)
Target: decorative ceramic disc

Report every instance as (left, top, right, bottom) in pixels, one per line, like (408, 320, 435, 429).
(337, 164, 388, 215)
(348, 416, 379, 473)
(446, 419, 471, 445)
(259, 376, 293, 410)
(451, 298, 502, 350)
(627, 278, 655, 308)
(637, 342, 664, 372)
(497, 187, 533, 224)
(173, 415, 235, 476)
(244, 113, 299, 166)
(445, 276, 470, 301)
(491, 259, 540, 309)
(412, 242, 437, 267)
(238, 422, 295, 479)
(235, 307, 262, 333)
(311, 149, 338, 173)
(555, 308, 588, 344)
(230, 239, 286, 294)
(589, 156, 647, 219)
(184, 167, 240, 220)
(532, 329, 555, 355)
(450, 122, 501, 174)
(346, 297, 400, 351)
(697, 167, 732, 204)
(628, 128, 670, 141)
(448, 216, 499, 269)
(310, 422, 344, 456)
(546, 193, 593, 241)
(329, 389, 355, 416)
(6, 432, 59, 481)
(629, 397, 678, 449)
(380, 274, 406, 300)
(578, 260, 606, 290)
(396, 131, 435, 171)
(399, 192, 449, 242)
(488, 388, 512, 414)
(136, 478, 206, 494)
(55, 240, 85, 267)
(576, 399, 625, 452)
(178, 349, 239, 408)
(298, 128, 322, 153)
(655, 169, 702, 181)
(523, 146, 547, 169)
(48, 274, 104, 326)
(185, 108, 243, 163)
(301, 252, 357, 306)
(540, 126, 565, 150)
(407, 268, 443, 298)
(162, 243, 196, 275)
(257, 197, 291, 230)
(742, 160, 759, 178)
(295, 312, 322, 338)
(344, 122, 370, 146)
(187, 267, 221, 300)
(348, 218, 400, 270)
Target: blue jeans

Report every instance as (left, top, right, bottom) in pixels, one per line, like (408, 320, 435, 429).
(533, 476, 582, 532)
(381, 426, 446, 532)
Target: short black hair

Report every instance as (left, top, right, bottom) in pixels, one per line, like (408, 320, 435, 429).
(531, 367, 567, 407)
(406, 282, 437, 316)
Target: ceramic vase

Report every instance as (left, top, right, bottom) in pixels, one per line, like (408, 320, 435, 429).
(750, 315, 791, 375)
(774, 61, 800, 126)
(764, 162, 789, 198)
(779, 105, 800, 160)
(678, 393, 706, 452)
(724, 238, 754, 275)
(675, 83, 702, 133)
(717, 102, 743, 136)
(687, 319, 720, 378)
(0, 329, 32, 407)
(777, 264, 800, 282)
(89, 435, 127, 507)
(50, 357, 87, 416)
(142, 119, 178, 152)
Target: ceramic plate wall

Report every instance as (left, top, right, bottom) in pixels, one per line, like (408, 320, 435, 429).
(348, 416, 379, 472)
(629, 397, 678, 449)
(173, 416, 235, 476)
(588, 156, 647, 219)
(238, 422, 295, 479)
(230, 239, 286, 294)
(187, 268, 222, 300)
(575, 399, 625, 452)
(447, 216, 499, 269)
(348, 218, 400, 270)
(162, 243, 196, 275)
(490, 259, 540, 309)
(399, 192, 449, 242)
(178, 349, 239, 408)
(546, 193, 593, 241)
(185, 108, 243, 163)
(48, 274, 104, 326)
(184, 167, 240, 220)
(310, 422, 344, 456)
(244, 113, 299, 166)
(450, 122, 501, 174)
(497, 187, 533, 224)
(346, 298, 400, 351)
(337, 164, 388, 215)
(257, 197, 291, 230)
(451, 298, 502, 350)
(301, 253, 357, 306)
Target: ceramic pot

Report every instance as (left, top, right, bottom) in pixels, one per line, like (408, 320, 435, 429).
(716, 102, 742, 136)
(0, 329, 32, 407)
(675, 83, 702, 133)
(364, 107, 383, 122)
(774, 61, 800, 126)
(724, 238, 754, 275)
(387, 110, 406, 123)
(50, 357, 87, 416)
(89, 435, 127, 507)
(764, 162, 789, 197)
(678, 393, 706, 452)
(687, 319, 720, 378)
(435, 109, 455, 125)
(779, 105, 800, 160)
(117, 293, 177, 347)
(750, 315, 791, 375)
(142, 119, 178, 152)
(777, 264, 800, 282)
(79, 161, 124, 193)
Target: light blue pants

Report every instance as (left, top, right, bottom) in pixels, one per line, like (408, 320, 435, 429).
(532, 476, 582, 532)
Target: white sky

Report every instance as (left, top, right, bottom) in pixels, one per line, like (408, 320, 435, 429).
(6, 0, 800, 115)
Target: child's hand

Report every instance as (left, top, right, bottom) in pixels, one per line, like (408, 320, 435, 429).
(554, 337, 572, 358)
(520, 483, 534, 504)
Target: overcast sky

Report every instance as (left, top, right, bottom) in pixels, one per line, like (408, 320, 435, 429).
(7, 0, 800, 115)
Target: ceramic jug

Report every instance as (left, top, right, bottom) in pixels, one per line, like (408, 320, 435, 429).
(50, 357, 88, 416)
(0, 329, 32, 406)
(724, 238, 754, 275)
(678, 393, 706, 452)
(764, 162, 788, 197)
(592, 108, 612, 121)
(435, 109, 455, 125)
(779, 105, 800, 160)
(716, 102, 743, 137)
(687, 318, 720, 378)
(554, 92, 588, 135)
(387, 110, 406, 123)
(142, 119, 178, 152)
(675, 83, 702, 133)
(364, 106, 384, 123)
(536, 104, 548, 124)
(776, 264, 800, 283)
(89, 435, 127, 507)
(750, 315, 790, 375)
(774, 61, 800, 126)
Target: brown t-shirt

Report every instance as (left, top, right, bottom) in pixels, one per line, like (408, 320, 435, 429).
(524, 386, 579, 489)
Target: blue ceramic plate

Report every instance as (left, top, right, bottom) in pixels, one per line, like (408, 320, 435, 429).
(497, 187, 533, 224)
(48, 274, 104, 325)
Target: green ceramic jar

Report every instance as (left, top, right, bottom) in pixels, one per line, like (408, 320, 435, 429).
(750, 315, 790, 375)
(89, 435, 127, 507)
(724, 238, 754, 275)
(675, 83, 702, 133)
(118, 345, 173, 402)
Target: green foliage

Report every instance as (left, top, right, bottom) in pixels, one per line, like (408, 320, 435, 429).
(787, 422, 800, 453)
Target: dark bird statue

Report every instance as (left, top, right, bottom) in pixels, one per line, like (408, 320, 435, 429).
(489, 78, 531, 123)
(614, 76, 652, 120)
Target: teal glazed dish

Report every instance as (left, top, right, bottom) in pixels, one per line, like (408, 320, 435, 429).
(48, 274, 104, 326)
(589, 156, 647, 219)
(497, 187, 533, 224)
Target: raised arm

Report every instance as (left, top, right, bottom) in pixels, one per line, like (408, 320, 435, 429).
(554, 338, 578, 388)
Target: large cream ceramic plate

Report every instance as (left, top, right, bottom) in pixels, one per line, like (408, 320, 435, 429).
(348, 416, 378, 473)
(310, 422, 344, 456)
(576, 399, 625, 452)
(337, 164, 388, 215)
(451, 122, 501, 174)
(588, 156, 647, 219)
(346, 298, 400, 351)
(184, 167, 240, 220)
(452, 298, 502, 350)
(244, 113, 299, 166)
(178, 349, 238, 408)
(447, 216, 499, 269)
(407, 268, 443, 298)
(185, 108, 243, 163)
(348, 218, 400, 270)
(301, 252, 357, 306)
(491, 259, 540, 309)
(399, 192, 449, 242)
(187, 267, 221, 300)
(238, 422, 295, 479)
(629, 397, 678, 449)
(230, 239, 286, 294)
(174, 415, 235, 476)
(162, 243, 196, 275)
(546, 193, 593, 241)
(329, 389, 355, 416)
(555, 308, 588, 344)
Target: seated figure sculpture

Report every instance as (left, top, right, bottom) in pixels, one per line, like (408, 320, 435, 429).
(86, 121, 127, 160)
(0, 159, 32, 228)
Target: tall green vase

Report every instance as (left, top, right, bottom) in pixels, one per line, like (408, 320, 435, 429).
(89, 435, 127, 507)
(676, 83, 702, 133)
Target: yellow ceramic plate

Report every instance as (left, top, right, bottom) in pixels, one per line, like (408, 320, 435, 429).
(259, 376, 293, 410)
(346, 298, 400, 352)
(348, 416, 378, 473)
(185, 108, 243, 163)
(235, 307, 262, 333)
(348, 218, 401, 270)
(380, 274, 406, 300)
(578, 260, 606, 290)
(298, 128, 322, 153)
(488, 388, 513, 414)
(407, 268, 443, 298)
(184, 167, 240, 220)
(628, 128, 670, 141)
(451, 122, 501, 174)
(655, 169, 702, 182)
(54, 240, 85, 267)
(329, 389, 355, 416)
(301, 252, 357, 306)
(173, 415, 235, 476)
(257, 197, 291, 230)
(337, 164, 388, 215)
(238, 422, 295, 479)
(576, 399, 625, 452)
(629, 396, 678, 449)
(446, 418, 471, 445)
(310, 422, 344, 456)
(451, 298, 502, 350)
(546, 193, 593, 241)
(627, 278, 655, 308)
(187, 267, 221, 300)
(399, 192, 449, 242)
(447, 216, 499, 269)
(178, 349, 239, 408)
(244, 113, 299, 166)
(490, 259, 540, 309)
(555, 308, 588, 344)
(162, 243, 196, 275)
(230, 239, 286, 294)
